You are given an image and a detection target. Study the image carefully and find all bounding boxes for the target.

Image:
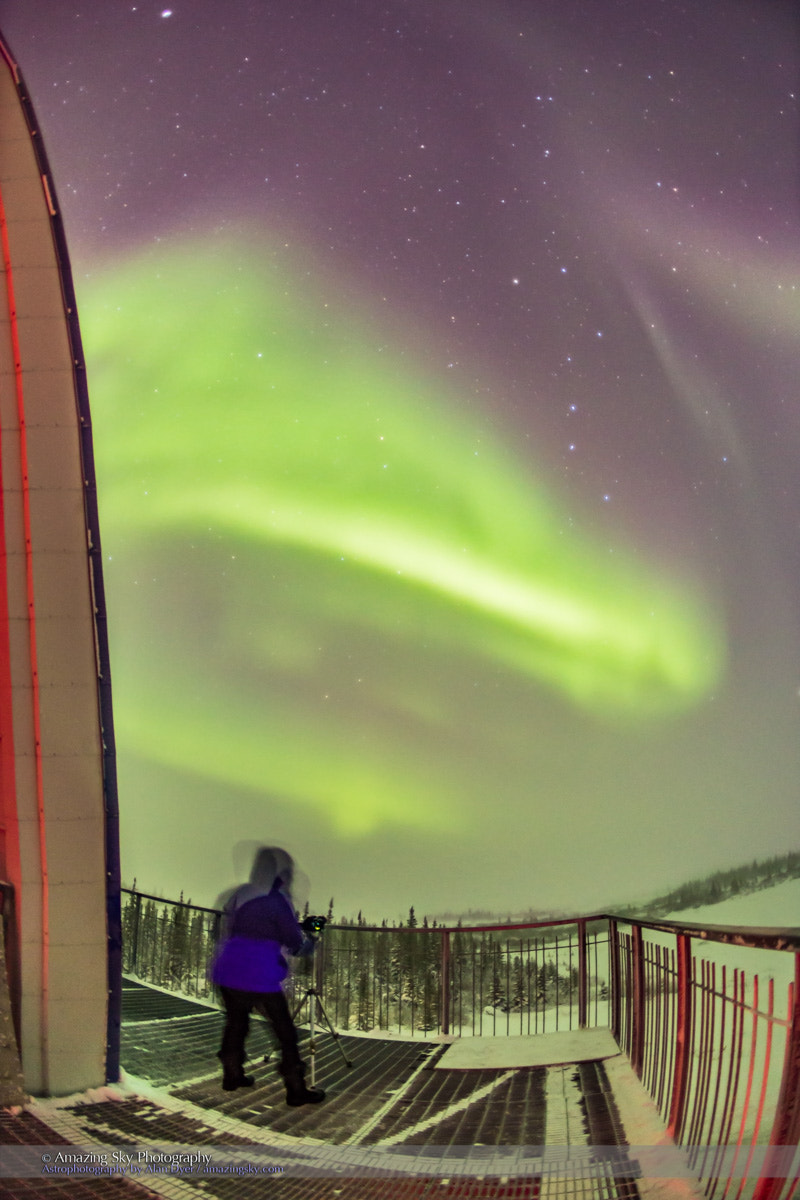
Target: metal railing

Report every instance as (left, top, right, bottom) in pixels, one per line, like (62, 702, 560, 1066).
(612, 916, 799, 1200)
(121, 888, 221, 1000)
(120, 887, 800, 1198)
(305, 915, 611, 1038)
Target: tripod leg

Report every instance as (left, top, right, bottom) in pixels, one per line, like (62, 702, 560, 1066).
(312, 992, 353, 1070)
(308, 987, 317, 1088)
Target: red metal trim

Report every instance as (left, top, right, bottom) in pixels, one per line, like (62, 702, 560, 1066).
(0, 178, 49, 1092)
(617, 915, 800, 953)
(0, 35, 20, 81)
(297, 910, 799, 951)
(0, 331, 21, 1043)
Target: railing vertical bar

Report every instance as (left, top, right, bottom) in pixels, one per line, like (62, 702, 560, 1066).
(578, 918, 587, 1030)
(714, 971, 747, 1197)
(477, 938, 482, 1036)
(455, 944, 460, 1037)
(658, 944, 672, 1113)
(609, 920, 621, 1044)
(753, 955, 800, 1200)
(700, 956, 716, 1146)
(668, 932, 693, 1140)
(698, 962, 727, 1189)
(441, 928, 451, 1036)
(721, 973, 760, 1200)
(527, 939, 533, 1035)
(533, 936, 540, 1035)
(642, 939, 654, 1096)
(704, 963, 736, 1200)
(621, 931, 632, 1057)
(630, 924, 645, 1077)
(734, 976, 775, 1200)
(505, 937, 511, 1036)
(130, 890, 141, 976)
(693, 957, 713, 1173)
(649, 942, 659, 1106)
(654, 939, 663, 1100)
(701, 956, 721, 1148)
(688, 958, 713, 1157)
(568, 928, 574, 1030)
(655, 941, 667, 1106)
(649, 941, 660, 1099)
(656, 941, 666, 1102)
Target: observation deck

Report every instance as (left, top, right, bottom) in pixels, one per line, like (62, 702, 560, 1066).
(2, 894, 798, 1200)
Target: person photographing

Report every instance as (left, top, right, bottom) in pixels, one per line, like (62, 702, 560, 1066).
(210, 846, 326, 1106)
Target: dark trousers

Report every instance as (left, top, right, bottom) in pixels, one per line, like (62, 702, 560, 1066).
(219, 986, 303, 1076)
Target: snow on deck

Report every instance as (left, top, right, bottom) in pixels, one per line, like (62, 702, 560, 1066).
(435, 1029, 620, 1070)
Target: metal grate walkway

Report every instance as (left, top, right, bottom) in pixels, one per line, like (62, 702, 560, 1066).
(0, 983, 652, 1200)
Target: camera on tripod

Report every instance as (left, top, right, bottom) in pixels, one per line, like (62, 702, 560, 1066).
(301, 914, 327, 937)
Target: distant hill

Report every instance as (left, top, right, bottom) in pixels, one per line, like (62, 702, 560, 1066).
(615, 848, 800, 922)
(661, 875, 800, 929)
(415, 849, 800, 930)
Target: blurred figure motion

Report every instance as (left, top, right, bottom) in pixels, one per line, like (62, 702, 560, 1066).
(210, 846, 324, 1106)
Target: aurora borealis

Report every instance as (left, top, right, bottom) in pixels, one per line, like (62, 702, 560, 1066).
(1, 0, 798, 917)
(80, 235, 721, 839)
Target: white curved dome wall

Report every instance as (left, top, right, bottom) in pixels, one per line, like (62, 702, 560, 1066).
(0, 39, 116, 1096)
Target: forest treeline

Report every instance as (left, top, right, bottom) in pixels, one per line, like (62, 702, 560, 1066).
(120, 890, 595, 1033)
(120, 850, 796, 1033)
(338, 848, 800, 928)
(615, 848, 800, 922)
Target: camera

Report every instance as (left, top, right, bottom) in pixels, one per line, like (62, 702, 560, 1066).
(301, 914, 327, 936)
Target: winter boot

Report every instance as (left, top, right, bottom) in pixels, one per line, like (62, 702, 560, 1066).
(219, 1053, 255, 1092)
(280, 1062, 325, 1106)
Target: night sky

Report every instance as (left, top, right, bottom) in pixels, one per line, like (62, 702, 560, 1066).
(1, 1, 798, 920)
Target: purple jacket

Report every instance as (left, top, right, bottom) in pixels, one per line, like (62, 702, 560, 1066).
(211, 882, 312, 993)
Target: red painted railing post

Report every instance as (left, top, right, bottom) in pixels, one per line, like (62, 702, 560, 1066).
(609, 919, 621, 1044)
(578, 918, 588, 1029)
(630, 923, 646, 1077)
(752, 952, 800, 1200)
(441, 928, 451, 1035)
(667, 932, 693, 1141)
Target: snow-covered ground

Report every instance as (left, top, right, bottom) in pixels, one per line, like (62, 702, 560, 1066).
(656, 876, 800, 989)
(662, 876, 800, 929)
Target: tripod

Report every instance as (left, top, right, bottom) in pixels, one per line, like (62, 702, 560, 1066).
(290, 986, 353, 1088)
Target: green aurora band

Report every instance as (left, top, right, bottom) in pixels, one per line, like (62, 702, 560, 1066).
(84, 236, 724, 835)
